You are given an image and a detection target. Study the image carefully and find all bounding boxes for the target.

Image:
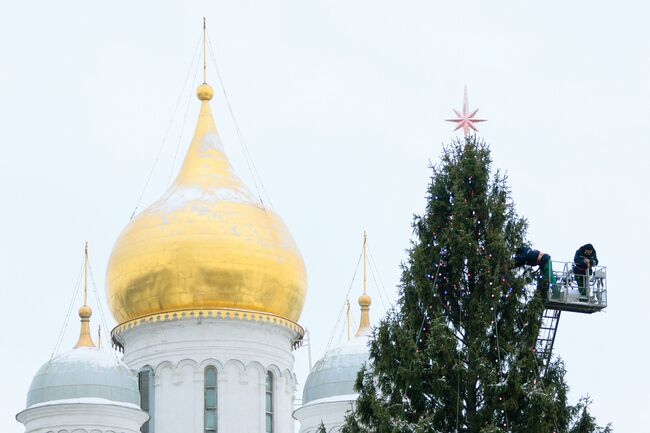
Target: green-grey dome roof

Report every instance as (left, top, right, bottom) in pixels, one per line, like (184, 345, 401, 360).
(26, 347, 139, 407)
(302, 331, 370, 405)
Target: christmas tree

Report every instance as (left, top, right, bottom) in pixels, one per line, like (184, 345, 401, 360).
(342, 137, 610, 433)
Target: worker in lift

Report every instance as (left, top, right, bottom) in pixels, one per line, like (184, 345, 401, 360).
(514, 246, 558, 300)
(573, 243, 598, 297)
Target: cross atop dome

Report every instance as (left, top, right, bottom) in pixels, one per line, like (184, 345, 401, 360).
(446, 85, 486, 137)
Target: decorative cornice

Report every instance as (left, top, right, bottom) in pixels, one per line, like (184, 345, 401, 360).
(111, 308, 304, 352)
(16, 400, 148, 428)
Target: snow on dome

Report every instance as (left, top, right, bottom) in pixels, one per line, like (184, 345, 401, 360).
(26, 347, 139, 408)
(302, 329, 371, 405)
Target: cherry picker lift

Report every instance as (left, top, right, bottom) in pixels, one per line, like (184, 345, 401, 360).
(535, 261, 608, 371)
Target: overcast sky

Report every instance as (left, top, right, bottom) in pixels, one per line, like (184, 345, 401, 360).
(1, 1, 648, 431)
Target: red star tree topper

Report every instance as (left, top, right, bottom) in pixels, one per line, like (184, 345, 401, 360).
(446, 86, 486, 137)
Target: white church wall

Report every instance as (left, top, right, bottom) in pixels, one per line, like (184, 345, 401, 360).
(117, 316, 299, 433)
(293, 399, 355, 433)
(16, 402, 147, 433)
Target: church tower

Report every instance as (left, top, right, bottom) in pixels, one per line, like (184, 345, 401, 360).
(105, 61, 308, 431)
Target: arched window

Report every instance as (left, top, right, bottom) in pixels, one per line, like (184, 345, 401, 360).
(138, 366, 155, 433)
(265, 371, 273, 433)
(204, 366, 218, 433)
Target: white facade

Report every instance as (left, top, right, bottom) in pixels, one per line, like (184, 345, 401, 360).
(116, 313, 300, 433)
(293, 396, 356, 433)
(16, 399, 148, 433)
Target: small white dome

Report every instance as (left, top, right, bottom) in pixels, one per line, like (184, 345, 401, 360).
(302, 329, 371, 404)
(26, 347, 139, 408)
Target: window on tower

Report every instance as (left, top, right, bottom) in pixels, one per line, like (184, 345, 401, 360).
(265, 371, 274, 433)
(204, 366, 218, 433)
(138, 366, 155, 433)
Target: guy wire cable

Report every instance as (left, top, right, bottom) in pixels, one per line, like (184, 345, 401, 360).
(50, 260, 84, 360)
(130, 30, 203, 220)
(206, 30, 270, 209)
(368, 245, 393, 307)
(88, 261, 119, 361)
(168, 43, 203, 186)
(324, 248, 364, 353)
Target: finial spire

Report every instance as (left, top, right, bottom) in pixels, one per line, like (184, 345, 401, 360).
(196, 18, 214, 102)
(355, 232, 372, 336)
(203, 17, 207, 84)
(83, 241, 88, 306)
(363, 231, 367, 295)
(346, 299, 351, 341)
(74, 242, 95, 348)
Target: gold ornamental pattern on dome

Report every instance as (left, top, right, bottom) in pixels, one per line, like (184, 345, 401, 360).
(106, 84, 307, 325)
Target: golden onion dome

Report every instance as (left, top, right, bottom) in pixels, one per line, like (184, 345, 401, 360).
(106, 83, 307, 325)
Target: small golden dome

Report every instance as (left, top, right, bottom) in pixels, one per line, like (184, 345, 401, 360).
(358, 294, 372, 307)
(106, 83, 307, 324)
(75, 304, 95, 348)
(78, 305, 93, 319)
(355, 294, 372, 336)
(196, 83, 214, 101)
